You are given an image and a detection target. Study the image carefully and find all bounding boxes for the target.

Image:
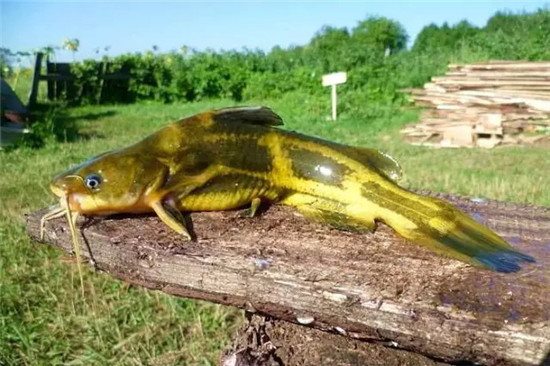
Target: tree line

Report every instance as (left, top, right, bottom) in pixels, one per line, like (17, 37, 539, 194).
(2, 9, 549, 106)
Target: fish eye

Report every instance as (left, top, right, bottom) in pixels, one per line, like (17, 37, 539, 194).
(84, 173, 102, 190)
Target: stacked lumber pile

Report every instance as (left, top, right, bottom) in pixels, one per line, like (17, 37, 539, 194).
(401, 61, 550, 148)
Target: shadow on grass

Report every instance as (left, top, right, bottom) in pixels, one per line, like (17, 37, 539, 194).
(53, 109, 118, 142)
(60, 110, 117, 123)
(3, 105, 117, 151)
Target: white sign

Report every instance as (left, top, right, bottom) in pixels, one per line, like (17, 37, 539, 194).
(322, 72, 347, 87)
(322, 72, 347, 121)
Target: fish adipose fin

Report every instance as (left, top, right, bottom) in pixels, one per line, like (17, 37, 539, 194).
(351, 147, 402, 182)
(321, 142, 403, 182)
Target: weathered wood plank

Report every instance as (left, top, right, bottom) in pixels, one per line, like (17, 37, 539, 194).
(403, 61, 550, 148)
(26, 193, 550, 366)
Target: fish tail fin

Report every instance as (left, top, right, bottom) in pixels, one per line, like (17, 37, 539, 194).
(284, 189, 535, 272)
(388, 195, 535, 272)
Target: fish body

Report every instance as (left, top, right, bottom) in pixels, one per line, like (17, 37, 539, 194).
(47, 106, 535, 272)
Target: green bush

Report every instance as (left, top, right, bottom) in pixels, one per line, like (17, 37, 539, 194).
(33, 9, 550, 108)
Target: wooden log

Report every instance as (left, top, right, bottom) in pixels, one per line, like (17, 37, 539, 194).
(26, 194, 550, 366)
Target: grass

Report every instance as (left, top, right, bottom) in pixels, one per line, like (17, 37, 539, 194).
(1, 94, 549, 365)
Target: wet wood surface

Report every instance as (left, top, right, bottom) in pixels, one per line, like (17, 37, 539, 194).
(26, 193, 550, 366)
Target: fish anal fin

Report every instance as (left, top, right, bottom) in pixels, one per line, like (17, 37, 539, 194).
(283, 193, 376, 232)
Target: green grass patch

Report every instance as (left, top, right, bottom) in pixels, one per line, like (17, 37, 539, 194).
(1, 99, 548, 365)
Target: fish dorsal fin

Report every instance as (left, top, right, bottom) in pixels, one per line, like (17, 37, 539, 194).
(212, 106, 283, 126)
(355, 147, 402, 182)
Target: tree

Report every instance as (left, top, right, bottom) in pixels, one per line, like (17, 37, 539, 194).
(412, 20, 479, 53)
(62, 38, 80, 61)
(351, 17, 408, 55)
(307, 26, 351, 71)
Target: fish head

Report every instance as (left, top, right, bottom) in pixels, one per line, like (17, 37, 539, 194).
(50, 151, 162, 214)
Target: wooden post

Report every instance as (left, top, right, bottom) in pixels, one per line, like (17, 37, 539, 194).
(96, 62, 107, 104)
(322, 72, 347, 121)
(27, 52, 43, 109)
(46, 57, 55, 101)
(331, 84, 337, 121)
(26, 193, 550, 366)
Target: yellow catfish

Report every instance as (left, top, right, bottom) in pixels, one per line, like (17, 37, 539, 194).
(42, 106, 534, 273)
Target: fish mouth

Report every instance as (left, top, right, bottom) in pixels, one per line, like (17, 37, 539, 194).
(50, 174, 84, 198)
(50, 183, 66, 198)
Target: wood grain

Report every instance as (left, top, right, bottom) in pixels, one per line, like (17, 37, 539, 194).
(26, 193, 550, 366)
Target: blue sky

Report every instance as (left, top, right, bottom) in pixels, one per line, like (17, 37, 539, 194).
(1, 1, 548, 62)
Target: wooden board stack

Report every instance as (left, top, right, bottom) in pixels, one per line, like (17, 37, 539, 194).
(401, 61, 550, 148)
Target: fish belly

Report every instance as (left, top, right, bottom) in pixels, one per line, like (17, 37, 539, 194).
(177, 173, 282, 211)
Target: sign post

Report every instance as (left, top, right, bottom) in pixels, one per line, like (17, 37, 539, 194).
(322, 72, 347, 121)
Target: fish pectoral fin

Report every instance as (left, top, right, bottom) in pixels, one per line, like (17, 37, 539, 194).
(212, 106, 283, 126)
(151, 199, 193, 241)
(151, 168, 225, 239)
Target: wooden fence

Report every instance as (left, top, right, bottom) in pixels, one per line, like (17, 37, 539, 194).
(28, 52, 131, 108)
